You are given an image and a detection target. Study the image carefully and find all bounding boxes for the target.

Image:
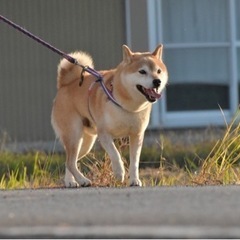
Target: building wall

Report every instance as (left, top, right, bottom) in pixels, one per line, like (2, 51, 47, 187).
(2, 0, 238, 145)
(125, 0, 149, 51)
(1, 0, 126, 142)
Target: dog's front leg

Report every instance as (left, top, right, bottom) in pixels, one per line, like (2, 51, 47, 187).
(129, 133, 144, 186)
(98, 133, 125, 183)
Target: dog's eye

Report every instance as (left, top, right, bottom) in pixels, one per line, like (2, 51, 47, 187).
(157, 69, 161, 74)
(139, 69, 147, 75)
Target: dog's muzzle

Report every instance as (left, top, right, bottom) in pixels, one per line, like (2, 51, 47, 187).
(136, 79, 161, 103)
(153, 79, 161, 88)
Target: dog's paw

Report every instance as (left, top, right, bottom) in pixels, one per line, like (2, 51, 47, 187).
(113, 171, 125, 183)
(130, 178, 142, 187)
(112, 164, 125, 183)
(64, 174, 79, 188)
(65, 180, 79, 188)
(64, 169, 79, 188)
(77, 177, 92, 187)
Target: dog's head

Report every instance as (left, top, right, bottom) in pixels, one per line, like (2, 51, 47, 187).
(117, 45, 168, 107)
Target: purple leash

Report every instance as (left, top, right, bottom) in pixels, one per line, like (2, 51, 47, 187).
(0, 15, 122, 108)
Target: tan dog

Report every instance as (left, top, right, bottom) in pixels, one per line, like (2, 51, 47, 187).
(51, 45, 168, 187)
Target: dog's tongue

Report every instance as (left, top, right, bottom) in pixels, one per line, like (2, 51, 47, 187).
(146, 88, 161, 99)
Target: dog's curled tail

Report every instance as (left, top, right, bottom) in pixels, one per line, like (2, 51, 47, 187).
(57, 51, 94, 89)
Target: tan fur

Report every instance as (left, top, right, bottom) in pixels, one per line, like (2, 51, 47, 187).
(57, 51, 94, 88)
(51, 45, 168, 187)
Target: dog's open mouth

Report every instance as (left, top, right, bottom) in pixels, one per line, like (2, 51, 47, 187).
(136, 85, 161, 102)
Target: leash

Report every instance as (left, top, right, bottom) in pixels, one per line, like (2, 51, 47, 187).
(0, 14, 122, 108)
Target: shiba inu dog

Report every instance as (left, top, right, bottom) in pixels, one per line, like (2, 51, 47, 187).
(51, 45, 168, 187)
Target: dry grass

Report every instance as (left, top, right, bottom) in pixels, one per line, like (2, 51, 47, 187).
(84, 113, 240, 187)
(0, 113, 239, 189)
(192, 115, 240, 185)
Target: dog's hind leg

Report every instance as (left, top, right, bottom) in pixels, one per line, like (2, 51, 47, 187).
(65, 140, 92, 187)
(98, 133, 125, 183)
(61, 122, 96, 187)
(64, 134, 96, 187)
(67, 132, 97, 185)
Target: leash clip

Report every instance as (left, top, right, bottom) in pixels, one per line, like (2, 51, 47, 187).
(79, 66, 88, 86)
(95, 77, 103, 83)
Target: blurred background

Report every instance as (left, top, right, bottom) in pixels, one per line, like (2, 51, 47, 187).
(1, 0, 239, 148)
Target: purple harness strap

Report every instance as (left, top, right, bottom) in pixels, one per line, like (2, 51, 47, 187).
(1, 14, 122, 108)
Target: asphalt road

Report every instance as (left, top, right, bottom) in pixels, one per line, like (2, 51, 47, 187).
(1, 186, 240, 238)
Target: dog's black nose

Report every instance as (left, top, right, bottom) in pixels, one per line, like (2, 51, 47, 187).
(153, 79, 161, 88)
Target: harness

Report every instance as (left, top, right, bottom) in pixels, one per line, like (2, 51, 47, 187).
(86, 76, 117, 124)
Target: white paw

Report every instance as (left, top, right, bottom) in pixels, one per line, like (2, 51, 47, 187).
(77, 177, 92, 187)
(65, 177, 92, 188)
(64, 168, 92, 187)
(130, 178, 142, 187)
(64, 168, 79, 188)
(112, 162, 125, 182)
(65, 180, 79, 188)
(113, 168, 125, 183)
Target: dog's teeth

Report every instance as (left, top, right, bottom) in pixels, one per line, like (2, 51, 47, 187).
(147, 88, 161, 99)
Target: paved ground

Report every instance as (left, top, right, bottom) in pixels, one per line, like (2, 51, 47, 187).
(0, 185, 240, 238)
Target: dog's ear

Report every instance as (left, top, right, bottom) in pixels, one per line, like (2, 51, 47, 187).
(122, 45, 133, 63)
(152, 44, 163, 60)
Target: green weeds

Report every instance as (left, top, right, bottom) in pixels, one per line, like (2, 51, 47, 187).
(0, 113, 239, 189)
(0, 152, 65, 189)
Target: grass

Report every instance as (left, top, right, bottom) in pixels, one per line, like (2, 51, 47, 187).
(0, 114, 239, 189)
(192, 115, 240, 185)
(0, 152, 65, 189)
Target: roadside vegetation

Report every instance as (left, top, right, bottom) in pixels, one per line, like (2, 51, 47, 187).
(0, 114, 239, 189)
